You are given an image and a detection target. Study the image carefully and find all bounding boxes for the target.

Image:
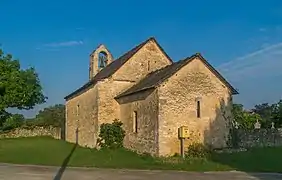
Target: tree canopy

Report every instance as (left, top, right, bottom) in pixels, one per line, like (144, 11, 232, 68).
(34, 104, 65, 127)
(232, 103, 262, 129)
(0, 48, 46, 126)
(233, 99, 282, 129)
(252, 100, 282, 128)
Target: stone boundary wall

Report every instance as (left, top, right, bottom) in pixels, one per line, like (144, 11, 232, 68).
(237, 128, 282, 148)
(0, 126, 61, 139)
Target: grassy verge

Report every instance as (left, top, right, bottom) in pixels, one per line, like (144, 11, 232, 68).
(0, 136, 281, 172)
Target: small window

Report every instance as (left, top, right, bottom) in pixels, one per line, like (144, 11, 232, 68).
(196, 100, 201, 118)
(133, 111, 138, 133)
(147, 61, 150, 71)
(76, 104, 80, 116)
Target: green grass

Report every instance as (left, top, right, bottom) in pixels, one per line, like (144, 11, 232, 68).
(0, 136, 281, 172)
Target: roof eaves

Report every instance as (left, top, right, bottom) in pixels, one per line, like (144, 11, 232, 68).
(115, 86, 156, 99)
(64, 79, 98, 100)
(64, 37, 154, 100)
(194, 53, 239, 95)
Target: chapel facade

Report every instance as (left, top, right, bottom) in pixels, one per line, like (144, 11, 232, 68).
(64, 37, 238, 156)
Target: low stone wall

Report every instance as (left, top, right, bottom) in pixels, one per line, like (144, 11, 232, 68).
(237, 128, 282, 148)
(0, 126, 61, 139)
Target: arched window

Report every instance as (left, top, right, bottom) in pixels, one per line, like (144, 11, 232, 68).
(98, 51, 108, 69)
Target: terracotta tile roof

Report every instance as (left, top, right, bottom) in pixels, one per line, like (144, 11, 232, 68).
(115, 53, 239, 99)
(64, 37, 173, 100)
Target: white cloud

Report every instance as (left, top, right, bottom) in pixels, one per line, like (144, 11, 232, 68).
(217, 42, 282, 108)
(44, 40, 84, 48)
(218, 42, 282, 75)
(75, 27, 85, 30)
(259, 28, 267, 32)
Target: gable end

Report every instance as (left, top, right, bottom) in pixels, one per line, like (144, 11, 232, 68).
(64, 37, 173, 100)
(115, 53, 238, 99)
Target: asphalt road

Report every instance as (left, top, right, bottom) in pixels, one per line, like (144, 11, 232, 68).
(0, 163, 281, 180)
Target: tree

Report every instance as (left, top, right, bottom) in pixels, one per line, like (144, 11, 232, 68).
(2, 113, 24, 131)
(232, 103, 262, 129)
(252, 100, 282, 128)
(35, 104, 65, 127)
(252, 103, 273, 128)
(0, 48, 46, 123)
(271, 100, 282, 128)
(0, 110, 10, 127)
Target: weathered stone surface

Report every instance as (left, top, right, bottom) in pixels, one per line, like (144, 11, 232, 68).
(65, 38, 235, 156)
(0, 126, 61, 139)
(97, 80, 134, 126)
(65, 39, 171, 150)
(237, 128, 282, 148)
(65, 85, 99, 148)
(158, 57, 233, 156)
(112, 40, 172, 82)
(89, 44, 114, 80)
(117, 89, 159, 155)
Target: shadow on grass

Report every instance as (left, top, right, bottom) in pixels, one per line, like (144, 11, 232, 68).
(53, 143, 77, 180)
(53, 128, 78, 180)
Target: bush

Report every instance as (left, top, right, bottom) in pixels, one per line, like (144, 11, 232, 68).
(97, 119, 125, 149)
(2, 114, 24, 131)
(185, 143, 211, 158)
(227, 128, 240, 148)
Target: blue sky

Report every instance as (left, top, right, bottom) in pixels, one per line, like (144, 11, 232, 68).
(1, 0, 282, 117)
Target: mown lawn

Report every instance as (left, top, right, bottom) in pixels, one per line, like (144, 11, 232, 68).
(0, 136, 281, 172)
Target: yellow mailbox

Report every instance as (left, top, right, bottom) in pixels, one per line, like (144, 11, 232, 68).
(178, 126, 189, 139)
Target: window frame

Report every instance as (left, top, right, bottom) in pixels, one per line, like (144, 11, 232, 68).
(196, 98, 201, 118)
(133, 111, 138, 133)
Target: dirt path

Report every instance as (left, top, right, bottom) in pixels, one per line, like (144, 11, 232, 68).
(0, 163, 281, 180)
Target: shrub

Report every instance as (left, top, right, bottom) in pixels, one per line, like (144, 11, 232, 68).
(227, 128, 240, 148)
(185, 143, 211, 158)
(2, 114, 24, 131)
(97, 119, 125, 149)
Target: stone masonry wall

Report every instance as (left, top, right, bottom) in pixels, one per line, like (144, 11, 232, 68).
(237, 128, 282, 148)
(97, 39, 172, 138)
(89, 44, 114, 80)
(158, 57, 233, 156)
(112, 40, 172, 82)
(98, 80, 134, 126)
(117, 88, 159, 156)
(0, 126, 61, 139)
(65, 84, 99, 148)
(65, 39, 172, 149)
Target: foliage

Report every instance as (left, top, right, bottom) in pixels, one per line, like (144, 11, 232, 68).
(98, 119, 125, 149)
(232, 103, 262, 129)
(185, 143, 211, 158)
(252, 100, 282, 128)
(0, 110, 11, 127)
(227, 128, 240, 148)
(1, 114, 24, 131)
(269, 100, 282, 128)
(33, 104, 65, 127)
(252, 103, 273, 127)
(0, 48, 46, 126)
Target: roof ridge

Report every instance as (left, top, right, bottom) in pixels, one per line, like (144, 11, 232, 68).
(64, 37, 156, 100)
(112, 37, 152, 61)
(142, 54, 195, 81)
(115, 53, 238, 98)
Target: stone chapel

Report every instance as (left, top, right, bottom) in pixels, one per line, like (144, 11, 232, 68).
(64, 37, 238, 156)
